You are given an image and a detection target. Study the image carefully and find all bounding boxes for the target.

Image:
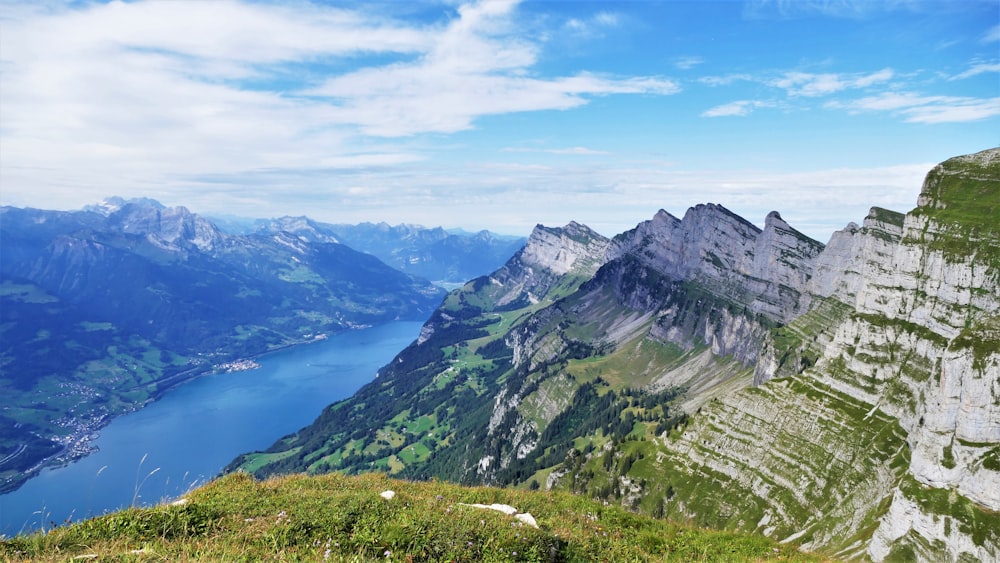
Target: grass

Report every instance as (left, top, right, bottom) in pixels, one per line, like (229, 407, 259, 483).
(565, 334, 686, 390)
(910, 150, 1000, 269)
(1, 471, 827, 562)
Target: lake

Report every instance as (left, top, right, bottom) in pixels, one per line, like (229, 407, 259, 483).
(0, 321, 423, 537)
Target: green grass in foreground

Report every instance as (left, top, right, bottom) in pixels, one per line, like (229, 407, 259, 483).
(1, 471, 827, 562)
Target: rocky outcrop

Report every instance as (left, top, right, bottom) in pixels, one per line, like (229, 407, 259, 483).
(664, 148, 1000, 561)
(477, 208, 830, 483)
(106, 199, 226, 253)
(612, 205, 824, 323)
(488, 222, 610, 308)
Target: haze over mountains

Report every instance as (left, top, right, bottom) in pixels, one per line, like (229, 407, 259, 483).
(0, 197, 521, 493)
(232, 149, 999, 561)
(231, 216, 526, 286)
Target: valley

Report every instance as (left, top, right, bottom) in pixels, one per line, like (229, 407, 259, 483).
(0, 198, 520, 494)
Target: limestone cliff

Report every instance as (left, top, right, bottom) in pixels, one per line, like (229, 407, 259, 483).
(234, 149, 999, 562)
(661, 148, 999, 561)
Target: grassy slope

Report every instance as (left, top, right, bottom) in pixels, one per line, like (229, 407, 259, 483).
(1, 471, 826, 562)
(910, 149, 1000, 269)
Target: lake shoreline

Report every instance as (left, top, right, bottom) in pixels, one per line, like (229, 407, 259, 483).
(2, 320, 424, 536)
(1, 328, 363, 496)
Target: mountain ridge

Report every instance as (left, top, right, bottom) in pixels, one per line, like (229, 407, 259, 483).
(234, 148, 999, 561)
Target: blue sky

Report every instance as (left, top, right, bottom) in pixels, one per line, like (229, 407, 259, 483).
(1, 0, 997, 241)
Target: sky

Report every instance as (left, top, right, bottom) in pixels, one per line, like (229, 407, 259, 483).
(1, 0, 998, 242)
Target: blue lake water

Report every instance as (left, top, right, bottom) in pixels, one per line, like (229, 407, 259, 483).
(0, 321, 422, 537)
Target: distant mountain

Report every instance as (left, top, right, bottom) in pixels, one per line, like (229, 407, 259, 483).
(0, 198, 446, 493)
(219, 216, 526, 286)
(233, 149, 1000, 561)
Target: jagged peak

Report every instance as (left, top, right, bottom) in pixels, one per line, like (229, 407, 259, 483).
(683, 203, 763, 235)
(520, 221, 610, 276)
(764, 210, 787, 229)
(103, 199, 223, 252)
(761, 211, 824, 251)
(260, 216, 340, 244)
(862, 207, 905, 230)
(529, 221, 605, 244)
(652, 208, 681, 225)
(83, 196, 165, 216)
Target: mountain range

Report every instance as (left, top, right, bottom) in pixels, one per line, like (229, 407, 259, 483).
(212, 214, 526, 286)
(231, 148, 999, 561)
(0, 198, 521, 494)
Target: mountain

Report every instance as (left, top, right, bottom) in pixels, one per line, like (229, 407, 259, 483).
(253, 219, 527, 285)
(232, 149, 999, 561)
(0, 198, 446, 493)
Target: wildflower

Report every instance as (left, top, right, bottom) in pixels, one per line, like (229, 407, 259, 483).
(324, 549, 331, 560)
(384, 549, 392, 558)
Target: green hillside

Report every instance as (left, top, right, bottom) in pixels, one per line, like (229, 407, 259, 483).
(1, 471, 823, 562)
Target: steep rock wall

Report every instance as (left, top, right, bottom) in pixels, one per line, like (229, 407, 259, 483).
(669, 148, 1000, 561)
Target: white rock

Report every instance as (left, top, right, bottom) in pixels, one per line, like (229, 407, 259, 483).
(460, 502, 518, 515)
(515, 512, 539, 528)
(380, 490, 396, 500)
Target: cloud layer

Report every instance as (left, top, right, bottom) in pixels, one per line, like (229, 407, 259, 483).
(1, 0, 996, 242)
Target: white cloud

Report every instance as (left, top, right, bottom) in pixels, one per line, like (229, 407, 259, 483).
(0, 0, 679, 205)
(744, 0, 920, 20)
(674, 56, 705, 70)
(308, 67, 678, 137)
(770, 68, 893, 97)
(564, 10, 621, 35)
(502, 147, 609, 155)
(699, 73, 755, 86)
(827, 92, 1000, 123)
(701, 100, 774, 117)
(950, 62, 1000, 80)
(1, 1, 429, 69)
(701, 101, 753, 117)
(982, 24, 1000, 43)
(594, 12, 621, 27)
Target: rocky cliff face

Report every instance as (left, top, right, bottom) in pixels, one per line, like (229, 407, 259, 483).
(235, 149, 998, 562)
(493, 221, 610, 305)
(663, 149, 1000, 561)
